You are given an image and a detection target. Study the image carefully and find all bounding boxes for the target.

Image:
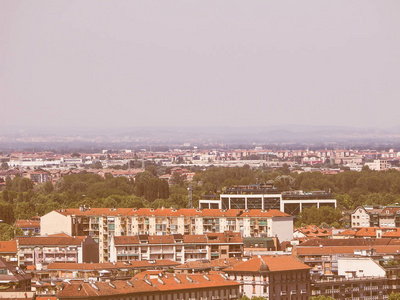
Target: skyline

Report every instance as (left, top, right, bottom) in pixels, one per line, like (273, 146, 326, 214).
(3, 1, 400, 130)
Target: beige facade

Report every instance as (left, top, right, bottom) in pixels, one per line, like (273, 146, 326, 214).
(41, 208, 292, 262)
(40, 211, 72, 236)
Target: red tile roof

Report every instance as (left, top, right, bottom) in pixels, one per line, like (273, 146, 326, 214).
(54, 208, 292, 218)
(17, 236, 86, 246)
(114, 236, 139, 245)
(223, 256, 310, 273)
(240, 209, 290, 218)
(176, 257, 241, 270)
(0, 240, 17, 253)
(182, 235, 208, 243)
(58, 272, 239, 298)
(15, 220, 40, 228)
(47, 260, 180, 271)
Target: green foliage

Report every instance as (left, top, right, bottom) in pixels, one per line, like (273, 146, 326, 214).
(1, 162, 9, 170)
(0, 201, 15, 224)
(135, 171, 169, 202)
(388, 293, 400, 300)
(5, 176, 34, 192)
(0, 223, 24, 241)
(295, 206, 343, 227)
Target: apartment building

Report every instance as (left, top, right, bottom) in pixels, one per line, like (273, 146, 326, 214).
(58, 270, 241, 300)
(311, 257, 390, 300)
(109, 232, 243, 263)
(41, 207, 293, 262)
(223, 255, 311, 300)
(351, 206, 400, 228)
(16, 235, 99, 268)
(15, 217, 41, 235)
(294, 238, 400, 276)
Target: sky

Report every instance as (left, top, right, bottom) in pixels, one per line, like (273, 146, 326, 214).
(2, 1, 400, 130)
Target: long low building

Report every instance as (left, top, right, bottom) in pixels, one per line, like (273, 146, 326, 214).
(41, 207, 293, 263)
(58, 270, 241, 300)
(110, 232, 243, 263)
(200, 186, 337, 215)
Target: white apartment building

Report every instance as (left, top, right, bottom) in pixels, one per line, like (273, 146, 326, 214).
(109, 232, 243, 263)
(41, 207, 293, 262)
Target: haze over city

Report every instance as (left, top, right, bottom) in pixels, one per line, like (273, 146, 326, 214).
(3, 0, 400, 132)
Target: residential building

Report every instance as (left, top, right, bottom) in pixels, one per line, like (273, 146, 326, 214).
(58, 270, 241, 300)
(294, 238, 400, 276)
(365, 159, 389, 171)
(311, 257, 390, 300)
(223, 255, 311, 300)
(41, 207, 293, 262)
(15, 217, 41, 235)
(109, 232, 243, 263)
(351, 206, 400, 228)
(16, 235, 99, 268)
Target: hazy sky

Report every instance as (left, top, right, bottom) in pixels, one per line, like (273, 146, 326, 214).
(2, 1, 400, 130)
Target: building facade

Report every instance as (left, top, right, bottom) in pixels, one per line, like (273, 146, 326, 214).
(223, 255, 311, 300)
(109, 232, 243, 263)
(41, 207, 293, 263)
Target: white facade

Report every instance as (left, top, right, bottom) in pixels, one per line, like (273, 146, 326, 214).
(338, 257, 386, 278)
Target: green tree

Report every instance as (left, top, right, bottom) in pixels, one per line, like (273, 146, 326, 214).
(389, 292, 400, 300)
(1, 162, 9, 170)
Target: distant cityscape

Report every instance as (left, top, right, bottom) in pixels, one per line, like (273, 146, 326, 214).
(1, 142, 400, 299)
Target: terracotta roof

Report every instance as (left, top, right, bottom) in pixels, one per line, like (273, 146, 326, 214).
(58, 272, 239, 298)
(223, 256, 310, 273)
(54, 208, 292, 218)
(176, 257, 241, 270)
(15, 220, 40, 228)
(201, 209, 240, 217)
(47, 260, 180, 271)
(183, 235, 208, 243)
(148, 235, 175, 244)
(240, 209, 291, 218)
(57, 208, 134, 217)
(114, 235, 140, 245)
(296, 245, 400, 255)
(17, 236, 86, 246)
(338, 229, 357, 236)
(383, 229, 400, 238)
(0, 240, 17, 253)
(298, 238, 393, 247)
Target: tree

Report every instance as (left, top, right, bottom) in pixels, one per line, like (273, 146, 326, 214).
(43, 181, 54, 194)
(389, 293, 400, 300)
(1, 162, 9, 170)
(296, 206, 343, 228)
